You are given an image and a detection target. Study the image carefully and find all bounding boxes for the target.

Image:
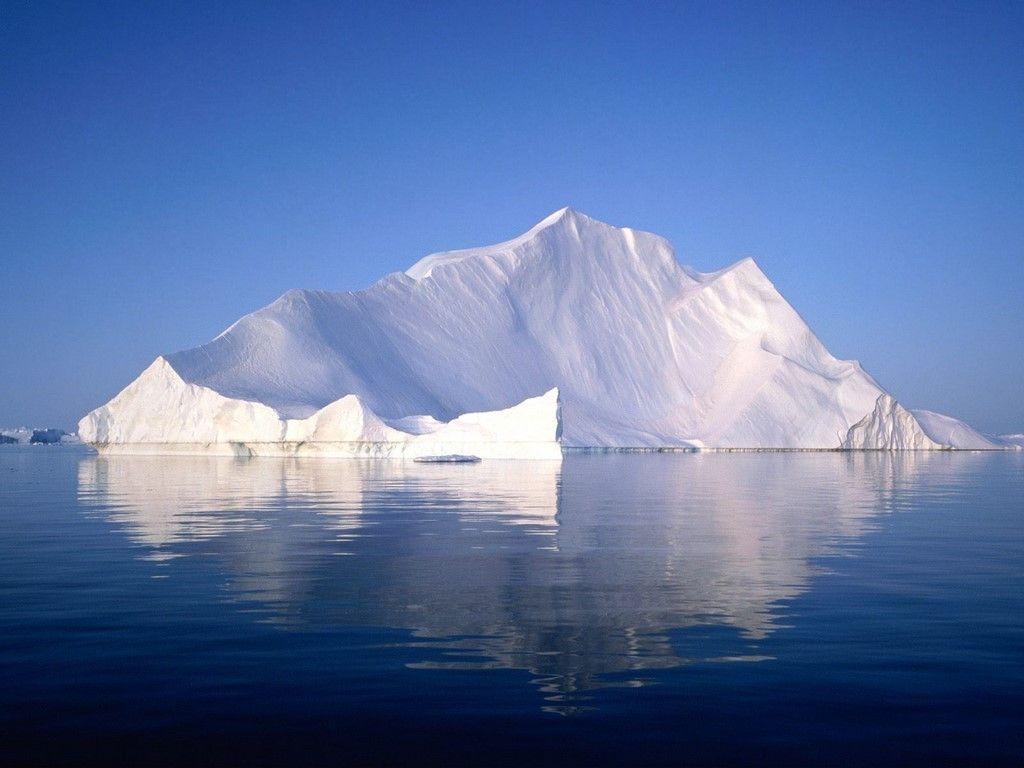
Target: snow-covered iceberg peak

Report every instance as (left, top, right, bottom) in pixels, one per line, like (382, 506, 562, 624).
(406, 207, 605, 280)
(80, 208, 1004, 453)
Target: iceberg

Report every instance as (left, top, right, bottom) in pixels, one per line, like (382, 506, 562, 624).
(80, 208, 1008, 455)
(0, 428, 30, 444)
(1, 427, 80, 445)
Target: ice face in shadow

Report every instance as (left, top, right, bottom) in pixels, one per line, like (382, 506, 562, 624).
(77, 452, 972, 710)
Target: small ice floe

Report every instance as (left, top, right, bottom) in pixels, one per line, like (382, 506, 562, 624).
(413, 454, 482, 464)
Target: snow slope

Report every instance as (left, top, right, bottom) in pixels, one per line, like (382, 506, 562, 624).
(80, 207, 1003, 452)
(912, 410, 1022, 450)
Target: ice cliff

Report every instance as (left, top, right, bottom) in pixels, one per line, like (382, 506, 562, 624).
(843, 395, 945, 450)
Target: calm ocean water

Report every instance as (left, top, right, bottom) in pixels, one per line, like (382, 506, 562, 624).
(1, 447, 1022, 766)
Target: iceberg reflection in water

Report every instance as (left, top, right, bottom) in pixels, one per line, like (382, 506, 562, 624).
(75, 451, 953, 711)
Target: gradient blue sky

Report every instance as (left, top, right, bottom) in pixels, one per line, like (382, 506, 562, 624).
(2, 1, 1022, 433)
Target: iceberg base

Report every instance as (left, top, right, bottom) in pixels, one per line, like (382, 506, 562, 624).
(88, 440, 563, 460)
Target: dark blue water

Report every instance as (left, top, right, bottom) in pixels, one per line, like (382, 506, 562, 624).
(1, 448, 1022, 766)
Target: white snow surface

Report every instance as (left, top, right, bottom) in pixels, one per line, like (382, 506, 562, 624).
(79, 207, 1006, 452)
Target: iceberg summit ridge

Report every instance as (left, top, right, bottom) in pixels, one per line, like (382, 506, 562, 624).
(80, 208, 1009, 456)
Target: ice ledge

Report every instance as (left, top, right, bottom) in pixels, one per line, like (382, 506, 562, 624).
(79, 357, 562, 460)
(911, 409, 1004, 450)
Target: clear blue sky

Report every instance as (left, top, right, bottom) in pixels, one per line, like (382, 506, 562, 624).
(2, 1, 1021, 433)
